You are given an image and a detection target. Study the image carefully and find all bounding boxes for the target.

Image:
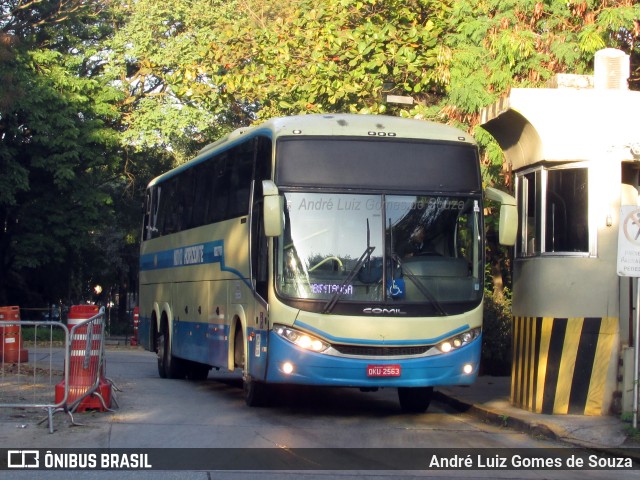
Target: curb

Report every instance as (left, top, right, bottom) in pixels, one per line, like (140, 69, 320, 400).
(433, 390, 640, 463)
(433, 390, 558, 441)
(105, 336, 137, 347)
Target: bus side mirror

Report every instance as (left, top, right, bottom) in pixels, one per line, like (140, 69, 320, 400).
(263, 180, 284, 237)
(485, 187, 517, 246)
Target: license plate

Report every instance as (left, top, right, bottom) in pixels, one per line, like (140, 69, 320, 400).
(367, 364, 401, 377)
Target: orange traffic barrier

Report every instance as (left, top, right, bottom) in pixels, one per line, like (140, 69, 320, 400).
(130, 306, 139, 346)
(0, 306, 29, 363)
(55, 305, 112, 412)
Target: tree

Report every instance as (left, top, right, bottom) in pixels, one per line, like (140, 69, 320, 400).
(1, 0, 638, 322)
(107, 1, 639, 132)
(207, 0, 451, 118)
(105, 0, 454, 151)
(105, 0, 241, 164)
(442, 1, 639, 121)
(0, 1, 124, 306)
(441, 1, 639, 297)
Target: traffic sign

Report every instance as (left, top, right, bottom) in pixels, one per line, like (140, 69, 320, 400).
(617, 205, 640, 277)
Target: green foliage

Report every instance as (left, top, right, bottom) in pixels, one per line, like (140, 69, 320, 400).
(243, 0, 447, 117)
(106, 0, 454, 131)
(442, 0, 640, 118)
(22, 326, 66, 344)
(3, 50, 119, 269)
(0, 1, 127, 306)
(105, 0, 639, 136)
(104, 0, 234, 162)
(1, 0, 639, 325)
(482, 288, 513, 376)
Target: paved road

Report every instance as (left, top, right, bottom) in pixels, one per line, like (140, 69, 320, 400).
(1, 347, 638, 479)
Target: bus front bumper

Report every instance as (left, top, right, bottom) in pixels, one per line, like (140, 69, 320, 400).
(264, 331, 481, 388)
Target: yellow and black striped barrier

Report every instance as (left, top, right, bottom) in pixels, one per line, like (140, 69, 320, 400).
(511, 316, 617, 415)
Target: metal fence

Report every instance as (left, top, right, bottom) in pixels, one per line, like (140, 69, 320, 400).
(0, 311, 116, 433)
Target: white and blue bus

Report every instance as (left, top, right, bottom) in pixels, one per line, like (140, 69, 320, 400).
(138, 114, 516, 412)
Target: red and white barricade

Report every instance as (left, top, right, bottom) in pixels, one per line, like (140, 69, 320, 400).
(0, 306, 29, 363)
(55, 305, 112, 412)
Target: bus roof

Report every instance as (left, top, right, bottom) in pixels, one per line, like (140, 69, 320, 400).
(252, 114, 474, 143)
(148, 114, 475, 187)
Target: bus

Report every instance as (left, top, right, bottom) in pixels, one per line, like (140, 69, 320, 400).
(138, 114, 517, 412)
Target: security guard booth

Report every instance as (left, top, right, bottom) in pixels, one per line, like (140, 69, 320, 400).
(480, 48, 640, 415)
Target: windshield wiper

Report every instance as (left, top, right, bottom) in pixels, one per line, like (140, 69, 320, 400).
(323, 219, 374, 314)
(391, 253, 447, 316)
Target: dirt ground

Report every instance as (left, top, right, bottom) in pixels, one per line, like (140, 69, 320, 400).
(0, 362, 64, 405)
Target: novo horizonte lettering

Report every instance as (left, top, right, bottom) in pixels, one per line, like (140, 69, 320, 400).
(173, 245, 205, 266)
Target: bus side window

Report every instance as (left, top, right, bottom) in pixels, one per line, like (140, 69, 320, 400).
(160, 177, 180, 235)
(209, 155, 229, 223)
(230, 142, 254, 218)
(190, 161, 212, 230)
(142, 187, 163, 240)
(151, 187, 161, 238)
(200, 159, 218, 225)
(180, 168, 196, 230)
(143, 189, 152, 240)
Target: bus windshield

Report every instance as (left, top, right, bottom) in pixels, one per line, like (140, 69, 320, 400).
(276, 192, 482, 315)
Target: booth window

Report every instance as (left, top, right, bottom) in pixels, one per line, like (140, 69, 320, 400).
(516, 165, 589, 257)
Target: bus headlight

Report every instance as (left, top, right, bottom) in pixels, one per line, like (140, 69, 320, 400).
(274, 325, 330, 353)
(436, 327, 481, 354)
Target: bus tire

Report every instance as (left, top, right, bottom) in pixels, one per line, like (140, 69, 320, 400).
(234, 325, 245, 369)
(398, 387, 433, 413)
(156, 331, 167, 379)
(157, 321, 185, 379)
(244, 375, 271, 407)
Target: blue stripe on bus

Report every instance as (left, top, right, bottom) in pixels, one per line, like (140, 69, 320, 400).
(293, 319, 469, 346)
(139, 240, 251, 288)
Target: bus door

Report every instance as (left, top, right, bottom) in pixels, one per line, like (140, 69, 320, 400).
(247, 147, 272, 381)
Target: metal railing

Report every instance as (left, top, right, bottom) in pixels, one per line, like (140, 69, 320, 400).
(0, 312, 117, 433)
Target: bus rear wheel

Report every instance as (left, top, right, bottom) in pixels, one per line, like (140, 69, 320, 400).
(157, 321, 185, 379)
(398, 387, 433, 413)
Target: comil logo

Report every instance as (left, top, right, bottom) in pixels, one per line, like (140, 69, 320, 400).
(362, 307, 406, 315)
(8, 450, 39, 468)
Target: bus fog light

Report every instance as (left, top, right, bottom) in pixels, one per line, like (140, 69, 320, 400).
(463, 364, 473, 374)
(282, 362, 294, 375)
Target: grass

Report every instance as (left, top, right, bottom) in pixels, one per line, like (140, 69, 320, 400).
(20, 325, 66, 344)
(618, 412, 640, 445)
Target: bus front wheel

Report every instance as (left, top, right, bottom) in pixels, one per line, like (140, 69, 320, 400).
(235, 324, 271, 406)
(398, 387, 433, 413)
(243, 375, 271, 407)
